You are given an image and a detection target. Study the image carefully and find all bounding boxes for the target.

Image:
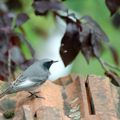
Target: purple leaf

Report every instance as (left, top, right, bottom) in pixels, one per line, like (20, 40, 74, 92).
(79, 16, 108, 62)
(32, 1, 64, 15)
(81, 16, 109, 42)
(15, 13, 29, 27)
(0, 10, 35, 81)
(6, 0, 23, 10)
(79, 33, 93, 63)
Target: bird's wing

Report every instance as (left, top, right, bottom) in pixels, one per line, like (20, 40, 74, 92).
(29, 75, 48, 82)
(11, 76, 38, 92)
(11, 73, 46, 90)
(10, 65, 50, 92)
(12, 74, 27, 86)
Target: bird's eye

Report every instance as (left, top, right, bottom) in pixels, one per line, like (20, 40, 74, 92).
(50, 60, 53, 63)
(43, 60, 54, 69)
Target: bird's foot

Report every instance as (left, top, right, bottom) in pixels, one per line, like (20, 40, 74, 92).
(28, 91, 45, 99)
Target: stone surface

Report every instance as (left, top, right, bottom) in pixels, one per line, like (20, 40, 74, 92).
(0, 74, 119, 120)
(23, 105, 34, 120)
(87, 75, 118, 120)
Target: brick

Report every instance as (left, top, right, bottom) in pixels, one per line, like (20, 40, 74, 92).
(37, 106, 69, 120)
(0, 74, 119, 120)
(87, 75, 118, 120)
(22, 105, 34, 120)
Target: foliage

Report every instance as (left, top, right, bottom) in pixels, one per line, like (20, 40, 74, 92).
(0, 0, 120, 86)
(105, 0, 120, 15)
(0, 5, 35, 81)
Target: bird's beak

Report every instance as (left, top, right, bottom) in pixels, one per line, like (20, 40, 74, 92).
(53, 60, 58, 63)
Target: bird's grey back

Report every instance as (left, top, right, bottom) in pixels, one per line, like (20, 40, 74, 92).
(22, 60, 50, 81)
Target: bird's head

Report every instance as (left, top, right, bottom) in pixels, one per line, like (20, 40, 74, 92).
(41, 59, 58, 70)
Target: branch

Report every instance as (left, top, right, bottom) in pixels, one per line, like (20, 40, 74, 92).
(97, 56, 120, 86)
(104, 62, 120, 72)
(8, 49, 15, 82)
(8, 49, 11, 82)
(96, 57, 109, 72)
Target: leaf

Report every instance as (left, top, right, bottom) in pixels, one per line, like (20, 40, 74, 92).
(0, 75, 5, 81)
(112, 12, 120, 28)
(0, 9, 35, 81)
(79, 16, 108, 62)
(105, 0, 120, 15)
(6, 0, 23, 11)
(80, 33, 93, 63)
(59, 15, 108, 66)
(109, 46, 119, 65)
(0, 12, 14, 31)
(9, 35, 21, 47)
(60, 21, 80, 66)
(15, 13, 29, 27)
(81, 16, 109, 42)
(32, 1, 64, 15)
(9, 34, 35, 66)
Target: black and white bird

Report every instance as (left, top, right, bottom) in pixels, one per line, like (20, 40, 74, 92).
(0, 58, 58, 98)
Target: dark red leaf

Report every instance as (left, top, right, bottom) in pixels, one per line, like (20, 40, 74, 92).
(60, 21, 80, 66)
(0, 75, 5, 81)
(109, 46, 119, 65)
(60, 15, 108, 66)
(105, 0, 120, 15)
(15, 13, 29, 27)
(10, 35, 21, 47)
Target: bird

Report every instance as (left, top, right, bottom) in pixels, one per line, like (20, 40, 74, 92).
(0, 58, 58, 98)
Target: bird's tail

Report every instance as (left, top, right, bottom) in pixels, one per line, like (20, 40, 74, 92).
(0, 87, 10, 98)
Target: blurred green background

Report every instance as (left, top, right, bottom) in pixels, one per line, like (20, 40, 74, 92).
(12, 0, 120, 78)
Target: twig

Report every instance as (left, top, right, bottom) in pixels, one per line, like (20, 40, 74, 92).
(8, 49, 14, 82)
(96, 57, 109, 72)
(8, 49, 11, 82)
(104, 62, 120, 72)
(97, 56, 120, 72)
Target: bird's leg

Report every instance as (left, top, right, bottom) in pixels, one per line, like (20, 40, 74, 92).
(28, 91, 45, 99)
